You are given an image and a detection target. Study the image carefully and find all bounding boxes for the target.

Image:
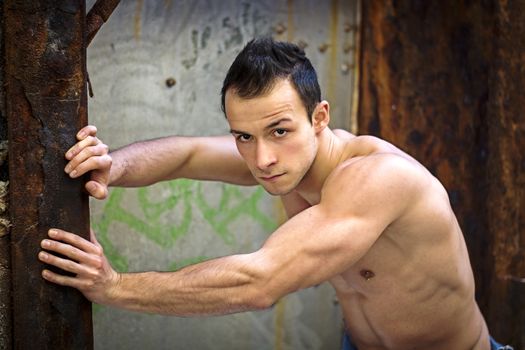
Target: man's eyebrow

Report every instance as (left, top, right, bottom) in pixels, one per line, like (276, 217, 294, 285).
(229, 129, 247, 135)
(230, 118, 293, 135)
(265, 117, 292, 130)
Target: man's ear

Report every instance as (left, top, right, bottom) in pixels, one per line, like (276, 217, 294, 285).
(312, 101, 330, 133)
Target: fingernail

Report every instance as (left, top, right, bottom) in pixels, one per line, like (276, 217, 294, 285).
(70, 170, 77, 178)
(48, 229, 57, 237)
(78, 131, 86, 139)
(41, 239, 50, 248)
(64, 165, 71, 173)
(39, 252, 49, 260)
(65, 151, 73, 160)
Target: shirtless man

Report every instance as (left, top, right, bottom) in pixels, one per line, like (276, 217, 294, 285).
(38, 38, 504, 349)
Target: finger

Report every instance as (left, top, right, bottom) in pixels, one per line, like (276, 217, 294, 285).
(68, 154, 112, 180)
(66, 148, 111, 178)
(85, 180, 108, 200)
(42, 269, 78, 287)
(65, 135, 101, 161)
(76, 125, 98, 141)
(90, 229, 103, 248)
(42, 269, 94, 290)
(39, 251, 95, 276)
(40, 237, 101, 265)
(66, 142, 109, 174)
(47, 229, 102, 255)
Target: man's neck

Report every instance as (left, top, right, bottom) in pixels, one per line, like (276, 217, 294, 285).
(295, 128, 347, 204)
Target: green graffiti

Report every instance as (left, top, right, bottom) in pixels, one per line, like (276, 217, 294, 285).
(92, 180, 277, 272)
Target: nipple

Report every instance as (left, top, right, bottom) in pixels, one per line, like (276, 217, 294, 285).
(360, 269, 375, 281)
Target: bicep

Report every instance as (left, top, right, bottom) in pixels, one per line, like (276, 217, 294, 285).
(250, 204, 384, 300)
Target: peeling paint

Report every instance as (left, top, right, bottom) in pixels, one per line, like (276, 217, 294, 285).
(0, 181, 8, 237)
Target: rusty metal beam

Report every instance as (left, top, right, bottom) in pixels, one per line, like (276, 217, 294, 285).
(86, 0, 120, 46)
(485, 1, 525, 345)
(4, 1, 92, 349)
(358, 0, 524, 348)
(0, 3, 12, 348)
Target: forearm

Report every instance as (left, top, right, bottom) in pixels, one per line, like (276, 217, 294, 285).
(108, 135, 256, 187)
(106, 254, 273, 316)
(108, 137, 191, 187)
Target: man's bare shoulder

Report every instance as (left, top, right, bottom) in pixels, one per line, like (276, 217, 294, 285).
(321, 140, 437, 222)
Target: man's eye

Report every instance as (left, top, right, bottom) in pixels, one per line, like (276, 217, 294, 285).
(237, 134, 252, 142)
(273, 129, 287, 137)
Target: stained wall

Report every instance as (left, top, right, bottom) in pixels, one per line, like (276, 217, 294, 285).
(86, 1, 358, 349)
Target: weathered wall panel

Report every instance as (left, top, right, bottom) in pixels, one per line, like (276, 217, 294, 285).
(359, 1, 524, 348)
(5, 1, 92, 348)
(86, 0, 358, 349)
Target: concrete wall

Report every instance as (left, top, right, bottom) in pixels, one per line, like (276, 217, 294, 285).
(86, 1, 358, 349)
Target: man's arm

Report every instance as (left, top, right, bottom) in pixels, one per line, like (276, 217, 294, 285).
(40, 154, 422, 316)
(108, 134, 255, 187)
(65, 125, 256, 198)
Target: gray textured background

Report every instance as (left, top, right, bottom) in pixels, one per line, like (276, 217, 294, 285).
(86, 1, 358, 349)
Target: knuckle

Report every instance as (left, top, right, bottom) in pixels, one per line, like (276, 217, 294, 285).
(85, 147, 95, 157)
(72, 144, 81, 155)
(92, 257, 103, 270)
(94, 245, 103, 256)
(103, 155, 112, 167)
(68, 245, 79, 257)
(99, 156, 111, 168)
(66, 259, 77, 271)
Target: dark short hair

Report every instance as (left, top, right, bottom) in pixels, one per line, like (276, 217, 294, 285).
(221, 37, 321, 121)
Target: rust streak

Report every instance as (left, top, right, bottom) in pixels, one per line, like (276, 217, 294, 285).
(326, 0, 340, 106)
(286, 0, 294, 42)
(134, 0, 144, 41)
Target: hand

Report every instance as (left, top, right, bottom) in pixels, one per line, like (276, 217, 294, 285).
(65, 125, 112, 199)
(39, 228, 120, 305)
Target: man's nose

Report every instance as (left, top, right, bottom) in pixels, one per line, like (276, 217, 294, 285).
(255, 141, 277, 170)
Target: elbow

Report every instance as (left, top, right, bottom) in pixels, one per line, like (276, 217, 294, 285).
(244, 287, 278, 310)
(236, 253, 285, 310)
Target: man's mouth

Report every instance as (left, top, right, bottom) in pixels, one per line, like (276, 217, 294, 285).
(259, 173, 284, 182)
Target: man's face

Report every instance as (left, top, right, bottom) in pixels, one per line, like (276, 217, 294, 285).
(225, 79, 318, 196)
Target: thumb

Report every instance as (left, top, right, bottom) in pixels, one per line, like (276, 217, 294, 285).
(86, 180, 108, 200)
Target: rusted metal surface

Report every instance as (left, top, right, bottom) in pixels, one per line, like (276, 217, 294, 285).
(5, 1, 92, 349)
(485, 1, 525, 346)
(0, 3, 12, 349)
(358, 0, 524, 347)
(86, 0, 120, 45)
